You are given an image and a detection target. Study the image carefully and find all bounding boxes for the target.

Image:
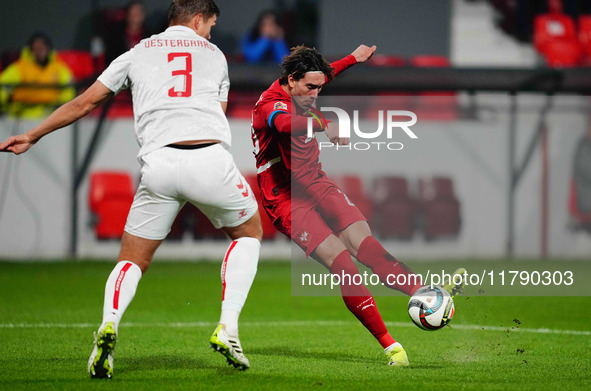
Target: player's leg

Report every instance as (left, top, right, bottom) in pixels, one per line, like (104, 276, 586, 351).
(291, 192, 407, 365)
(219, 211, 262, 336)
(312, 233, 393, 348)
(338, 221, 422, 296)
(311, 234, 409, 366)
(89, 148, 181, 379)
(208, 212, 262, 370)
(290, 190, 396, 351)
(100, 232, 162, 332)
(177, 144, 261, 369)
(267, 192, 400, 353)
(89, 233, 162, 379)
(262, 183, 408, 364)
(311, 177, 422, 296)
(339, 221, 467, 297)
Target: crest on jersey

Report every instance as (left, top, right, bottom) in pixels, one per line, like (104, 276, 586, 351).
(298, 230, 311, 246)
(273, 101, 288, 111)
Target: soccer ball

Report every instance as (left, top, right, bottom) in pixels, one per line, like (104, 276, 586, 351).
(408, 286, 454, 331)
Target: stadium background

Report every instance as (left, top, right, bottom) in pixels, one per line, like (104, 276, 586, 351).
(1, 0, 590, 262)
(1, 1, 591, 389)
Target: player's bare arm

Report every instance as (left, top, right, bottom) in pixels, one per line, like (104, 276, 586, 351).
(350, 44, 377, 63)
(0, 81, 114, 155)
(325, 122, 349, 146)
(324, 45, 375, 83)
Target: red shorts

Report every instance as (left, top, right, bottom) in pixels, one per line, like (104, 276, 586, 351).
(262, 174, 366, 256)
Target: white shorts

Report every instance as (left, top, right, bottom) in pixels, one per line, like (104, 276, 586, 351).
(124, 144, 258, 240)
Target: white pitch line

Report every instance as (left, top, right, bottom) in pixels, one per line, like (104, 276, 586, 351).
(0, 320, 589, 336)
(384, 322, 591, 336)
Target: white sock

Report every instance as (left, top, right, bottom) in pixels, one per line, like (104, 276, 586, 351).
(100, 261, 142, 334)
(219, 237, 260, 336)
(385, 342, 403, 353)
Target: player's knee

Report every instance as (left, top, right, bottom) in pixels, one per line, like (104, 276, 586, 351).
(224, 213, 263, 242)
(116, 257, 150, 274)
(244, 223, 263, 242)
(246, 212, 264, 241)
(135, 260, 151, 274)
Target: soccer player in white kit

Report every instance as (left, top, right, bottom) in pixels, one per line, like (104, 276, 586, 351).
(0, 0, 262, 377)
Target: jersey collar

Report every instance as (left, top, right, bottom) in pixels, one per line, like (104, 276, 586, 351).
(165, 25, 203, 39)
(271, 79, 290, 100)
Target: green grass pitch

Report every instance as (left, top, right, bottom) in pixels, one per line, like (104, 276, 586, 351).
(0, 260, 590, 390)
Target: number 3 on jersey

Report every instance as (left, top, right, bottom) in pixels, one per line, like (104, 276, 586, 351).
(168, 52, 192, 98)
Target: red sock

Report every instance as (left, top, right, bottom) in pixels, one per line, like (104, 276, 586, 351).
(330, 250, 396, 349)
(356, 236, 422, 296)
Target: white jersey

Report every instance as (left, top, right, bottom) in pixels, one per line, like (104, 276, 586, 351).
(98, 25, 231, 158)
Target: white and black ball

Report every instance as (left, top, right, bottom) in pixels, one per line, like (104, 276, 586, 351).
(408, 286, 455, 330)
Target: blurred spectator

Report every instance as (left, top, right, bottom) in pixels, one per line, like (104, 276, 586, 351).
(241, 10, 290, 64)
(104, 1, 149, 66)
(0, 32, 74, 119)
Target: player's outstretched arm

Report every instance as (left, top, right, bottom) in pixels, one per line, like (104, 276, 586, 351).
(0, 81, 113, 155)
(350, 44, 377, 63)
(329, 44, 377, 80)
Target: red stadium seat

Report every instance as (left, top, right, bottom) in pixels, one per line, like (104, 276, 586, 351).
(108, 90, 134, 118)
(331, 175, 373, 223)
(57, 50, 95, 81)
(89, 171, 135, 239)
(410, 55, 450, 67)
(363, 55, 408, 116)
(579, 15, 591, 63)
(226, 91, 260, 119)
(410, 55, 457, 121)
(368, 54, 406, 67)
(417, 176, 461, 241)
(534, 12, 583, 67)
(372, 176, 416, 240)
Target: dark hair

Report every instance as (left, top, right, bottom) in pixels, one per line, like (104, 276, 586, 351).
(248, 9, 281, 41)
(168, 0, 220, 25)
(27, 31, 53, 51)
(279, 45, 333, 85)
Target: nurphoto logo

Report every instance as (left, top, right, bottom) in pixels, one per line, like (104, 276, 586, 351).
(306, 107, 418, 151)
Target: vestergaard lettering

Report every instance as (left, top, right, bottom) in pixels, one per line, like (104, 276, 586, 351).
(143, 39, 215, 50)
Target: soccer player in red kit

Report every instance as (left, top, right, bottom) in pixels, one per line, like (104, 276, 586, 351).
(251, 45, 465, 366)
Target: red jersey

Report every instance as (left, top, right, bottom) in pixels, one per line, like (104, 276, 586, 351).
(251, 55, 357, 204)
